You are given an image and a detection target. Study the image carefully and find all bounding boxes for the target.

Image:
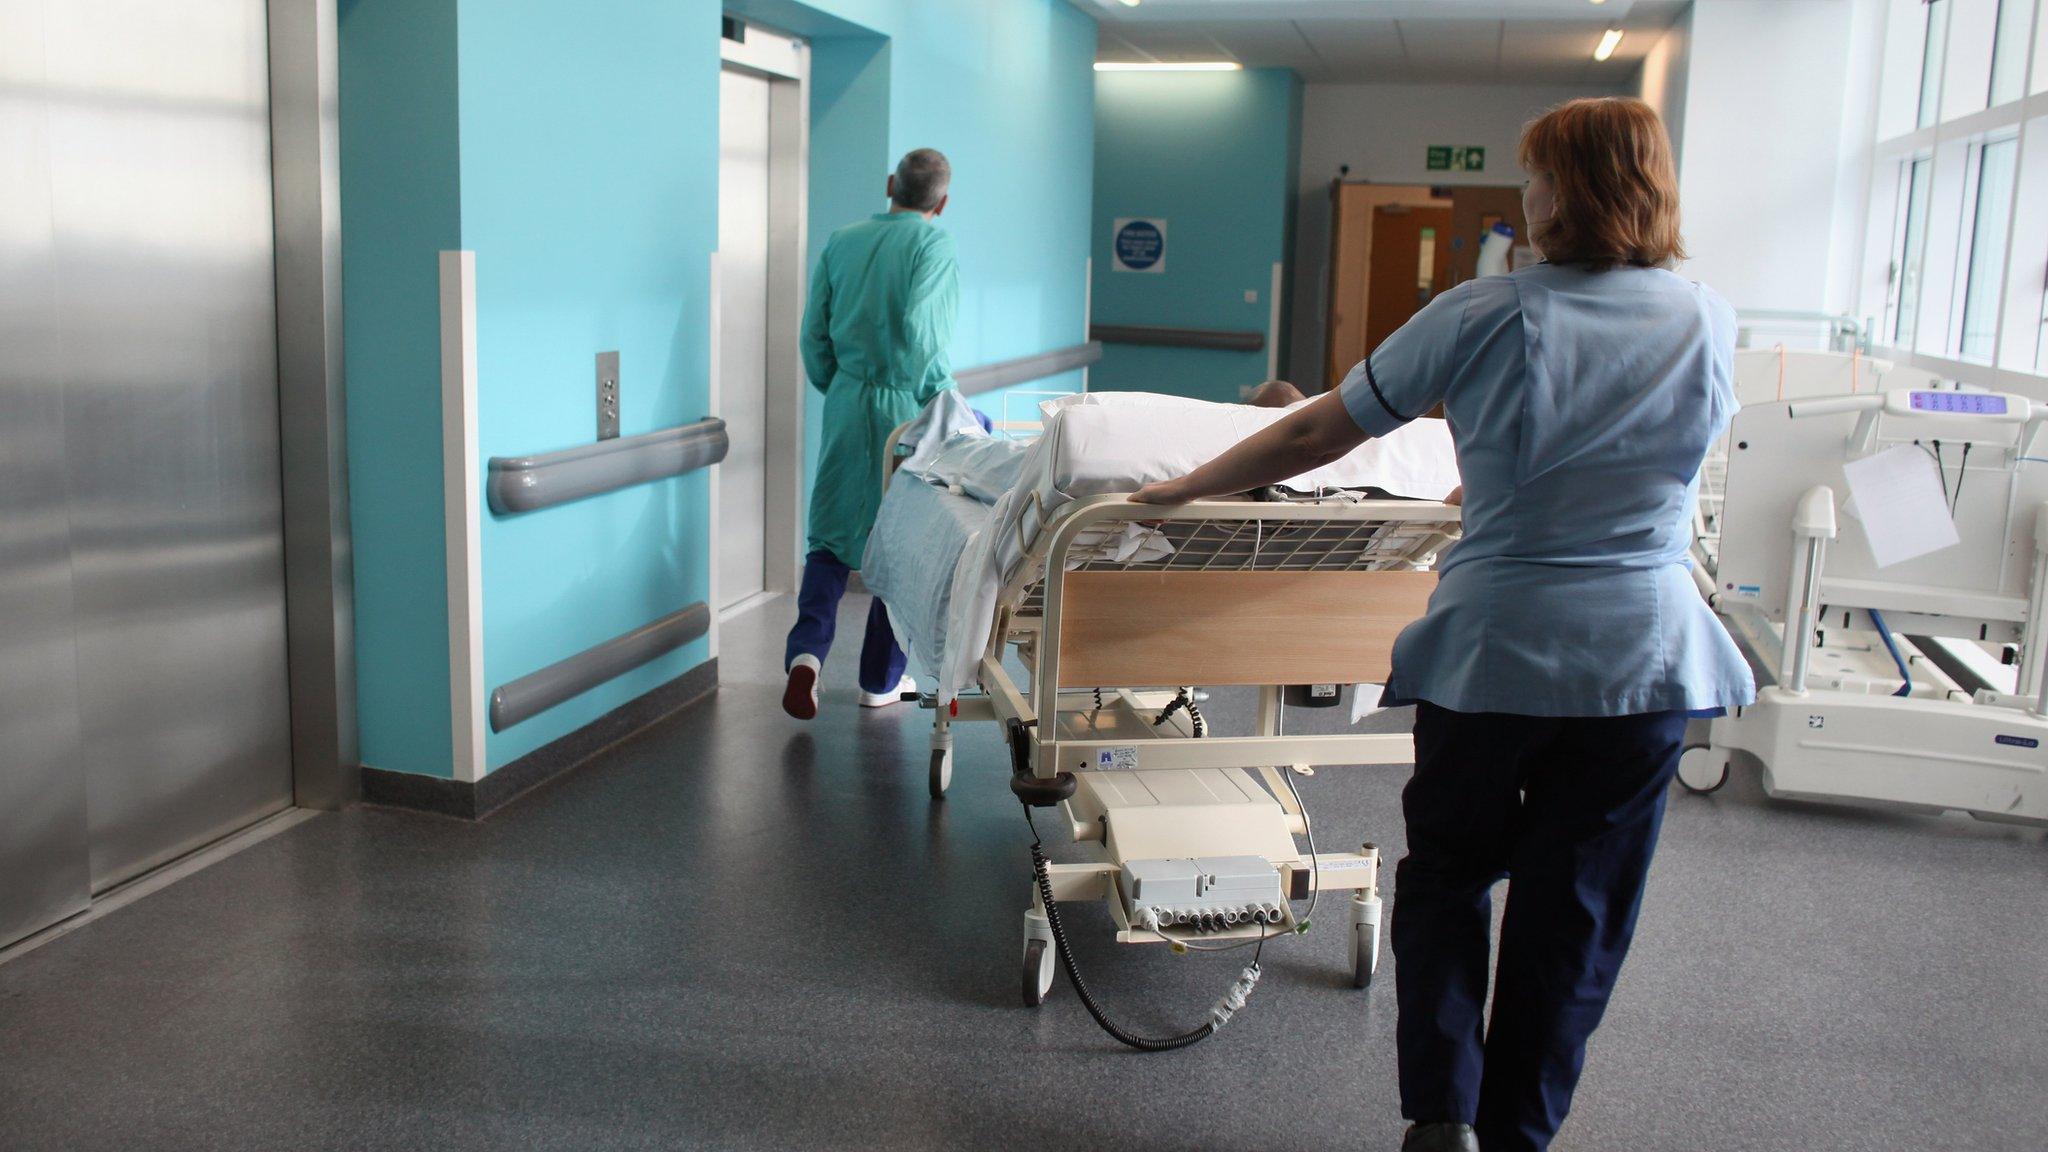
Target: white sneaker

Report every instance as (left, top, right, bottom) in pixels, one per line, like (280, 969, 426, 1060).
(859, 675, 917, 709)
(782, 654, 821, 720)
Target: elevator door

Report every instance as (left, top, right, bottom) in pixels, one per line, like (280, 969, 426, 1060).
(718, 66, 773, 610)
(0, 0, 294, 945)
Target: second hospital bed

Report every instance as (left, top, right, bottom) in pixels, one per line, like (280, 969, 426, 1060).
(865, 392, 1462, 1009)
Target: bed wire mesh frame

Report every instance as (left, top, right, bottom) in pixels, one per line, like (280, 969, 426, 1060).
(999, 496, 1461, 637)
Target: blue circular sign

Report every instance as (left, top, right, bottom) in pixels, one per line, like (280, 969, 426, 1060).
(1115, 220, 1164, 271)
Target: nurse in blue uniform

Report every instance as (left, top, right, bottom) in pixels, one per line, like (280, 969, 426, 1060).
(1133, 97, 1754, 1152)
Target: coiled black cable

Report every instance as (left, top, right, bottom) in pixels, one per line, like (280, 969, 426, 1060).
(1153, 687, 1207, 738)
(1025, 807, 1216, 1052)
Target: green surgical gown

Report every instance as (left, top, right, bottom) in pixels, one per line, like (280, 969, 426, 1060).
(801, 211, 960, 568)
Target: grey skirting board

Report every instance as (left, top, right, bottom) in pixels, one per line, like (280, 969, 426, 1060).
(1089, 323, 1265, 352)
(488, 417, 728, 515)
(490, 601, 712, 732)
(954, 341, 1102, 396)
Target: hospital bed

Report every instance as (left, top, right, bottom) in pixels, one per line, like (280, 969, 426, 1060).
(1683, 381, 2048, 825)
(1692, 348, 1939, 583)
(868, 392, 1461, 1022)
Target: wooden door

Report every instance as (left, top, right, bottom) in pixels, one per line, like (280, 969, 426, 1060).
(1324, 184, 1447, 388)
(1365, 205, 1453, 356)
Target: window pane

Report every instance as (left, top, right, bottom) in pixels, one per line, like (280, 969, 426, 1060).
(1894, 158, 1934, 347)
(1989, 0, 2031, 105)
(2039, 0, 2048, 95)
(1919, 0, 1950, 127)
(2039, 289, 2048, 374)
(1960, 138, 2019, 362)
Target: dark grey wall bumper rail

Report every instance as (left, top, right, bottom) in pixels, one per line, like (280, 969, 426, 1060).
(1090, 324, 1265, 352)
(954, 341, 1102, 396)
(490, 601, 712, 731)
(488, 417, 729, 515)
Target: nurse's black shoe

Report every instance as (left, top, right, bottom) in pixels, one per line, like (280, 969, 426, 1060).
(1400, 1122, 1479, 1152)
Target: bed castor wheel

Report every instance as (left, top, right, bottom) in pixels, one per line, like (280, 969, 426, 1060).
(1350, 892, 1382, 989)
(1022, 909, 1055, 1007)
(929, 748, 953, 798)
(1351, 924, 1379, 989)
(1677, 746, 1730, 795)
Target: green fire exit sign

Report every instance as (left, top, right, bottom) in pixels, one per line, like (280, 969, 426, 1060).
(1427, 146, 1485, 172)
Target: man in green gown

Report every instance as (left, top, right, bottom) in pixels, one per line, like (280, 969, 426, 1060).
(782, 148, 960, 720)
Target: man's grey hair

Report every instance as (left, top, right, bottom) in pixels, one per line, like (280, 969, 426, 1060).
(891, 148, 951, 212)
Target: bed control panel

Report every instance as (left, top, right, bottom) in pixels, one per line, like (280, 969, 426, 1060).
(1886, 389, 2030, 422)
(1122, 856, 1285, 932)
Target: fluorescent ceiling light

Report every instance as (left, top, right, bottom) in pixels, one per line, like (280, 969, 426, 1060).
(1593, 28, 1624, 61)
(1117, 0, 1140, 7)
(1094, 61, 1243, 72)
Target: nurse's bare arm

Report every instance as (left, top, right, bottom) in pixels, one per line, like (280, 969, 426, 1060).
(1129, 391, 1370, 505)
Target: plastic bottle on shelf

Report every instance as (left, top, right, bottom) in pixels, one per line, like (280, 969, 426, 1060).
(1476, 222, 1515, 278)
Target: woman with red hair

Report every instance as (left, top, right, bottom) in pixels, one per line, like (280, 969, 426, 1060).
(1136, 98, 1752, 1152)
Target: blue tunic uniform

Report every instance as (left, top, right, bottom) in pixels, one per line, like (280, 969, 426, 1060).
(1339, 262, 1755, 717)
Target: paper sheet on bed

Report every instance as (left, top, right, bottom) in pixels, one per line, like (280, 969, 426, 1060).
(926, 392, 1460, 704)
(1841, 443, 1960, 567)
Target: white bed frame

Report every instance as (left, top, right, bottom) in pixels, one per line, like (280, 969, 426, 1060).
(884, 426, 1461, 1003)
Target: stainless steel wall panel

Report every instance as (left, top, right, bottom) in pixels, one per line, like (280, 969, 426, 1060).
(269, 0, 359, 811)
(0, 0, 93, 946)
(38, 0, 295, 890)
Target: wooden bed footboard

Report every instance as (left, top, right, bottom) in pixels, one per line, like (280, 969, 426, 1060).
(1054, 569, 1436, 688)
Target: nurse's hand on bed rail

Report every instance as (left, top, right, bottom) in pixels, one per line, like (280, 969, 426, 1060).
(1128, 391, 1372, 505)
(1129, 477, 1193, 505)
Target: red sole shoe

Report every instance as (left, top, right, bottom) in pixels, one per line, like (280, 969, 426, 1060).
(782, 662, 819, 720)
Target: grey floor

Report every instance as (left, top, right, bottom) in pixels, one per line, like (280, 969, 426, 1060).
(4, 596, 2047, 1151)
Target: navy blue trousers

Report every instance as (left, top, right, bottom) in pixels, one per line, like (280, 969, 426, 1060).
(1394, 703, 1688, 1152)
(783, 550, 907, 696)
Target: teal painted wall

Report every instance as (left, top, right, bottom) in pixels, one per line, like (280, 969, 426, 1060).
(1090, 69, 1302, 404)
(340, 0, 1093, 778)
(338, 0, 463, 777)
(459, 2, 720, 770)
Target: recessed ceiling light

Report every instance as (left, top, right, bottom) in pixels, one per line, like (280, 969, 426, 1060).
(1094, 61, 1244, 72)
(1593, 28, 1624, 62)
(1117, 0, 1140, 7)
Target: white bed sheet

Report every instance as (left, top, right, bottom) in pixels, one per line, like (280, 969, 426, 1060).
(860, 472, 991, 683)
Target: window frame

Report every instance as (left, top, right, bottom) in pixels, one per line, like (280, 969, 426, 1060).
(1863, 0, 2048, 395)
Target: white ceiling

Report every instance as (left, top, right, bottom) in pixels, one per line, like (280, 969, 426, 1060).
(1082, 0, 1691, 85)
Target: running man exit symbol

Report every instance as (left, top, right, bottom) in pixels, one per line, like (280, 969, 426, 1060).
(1426, 146, 1485, 172)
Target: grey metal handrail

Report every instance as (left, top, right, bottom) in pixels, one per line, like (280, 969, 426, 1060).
(489, 601, 712, 731)
(954, 341, 1102, 396)
(1090, 323, 1264, 352)
(487, 417, 729, 515)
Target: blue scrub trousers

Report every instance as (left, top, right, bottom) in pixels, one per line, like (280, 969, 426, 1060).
(784, 550, 907, 696)
(1393, 703, 1688, 1152)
